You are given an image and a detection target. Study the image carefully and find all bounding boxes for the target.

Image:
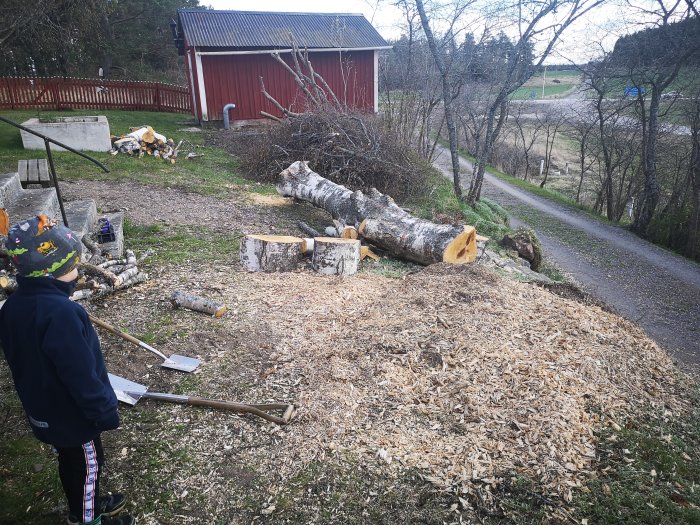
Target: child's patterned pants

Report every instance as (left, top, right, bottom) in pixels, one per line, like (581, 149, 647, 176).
(55, 436, 104, 524)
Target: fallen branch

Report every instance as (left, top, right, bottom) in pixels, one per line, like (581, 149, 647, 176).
(78, 262, 118, 286)
(297, 221, 320, 238)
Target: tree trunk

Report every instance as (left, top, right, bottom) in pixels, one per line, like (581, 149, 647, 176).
(277, 161, 477, 265)
(240, 234, 305, 272)
(686, 111, 700, 259)
(415, 0, 462, 199)
(312, 237, 361, 276)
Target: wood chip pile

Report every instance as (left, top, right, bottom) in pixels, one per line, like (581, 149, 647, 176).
(230, 263, 691, 511)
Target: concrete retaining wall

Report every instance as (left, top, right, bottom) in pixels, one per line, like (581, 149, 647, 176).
(20, 116, 112, 152)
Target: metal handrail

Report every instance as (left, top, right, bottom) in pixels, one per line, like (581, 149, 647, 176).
(0, 115, 110, 227)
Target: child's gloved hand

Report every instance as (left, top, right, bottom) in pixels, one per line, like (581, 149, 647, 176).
(95, 410, 120, 431)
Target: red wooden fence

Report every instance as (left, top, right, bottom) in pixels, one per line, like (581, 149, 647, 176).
(0, 77, 191, 113)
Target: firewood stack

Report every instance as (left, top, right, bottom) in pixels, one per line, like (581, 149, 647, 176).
(110, 125, 184, 164)
(73, 248, 149, 301)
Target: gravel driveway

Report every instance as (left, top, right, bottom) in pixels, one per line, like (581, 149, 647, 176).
(434, 147, 700, 369)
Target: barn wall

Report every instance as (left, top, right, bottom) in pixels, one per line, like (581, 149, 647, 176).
(199, 50, 375, 121)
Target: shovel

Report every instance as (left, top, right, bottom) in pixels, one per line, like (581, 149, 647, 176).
(108, 373, 295, 426)
(90, 315, 200, 373)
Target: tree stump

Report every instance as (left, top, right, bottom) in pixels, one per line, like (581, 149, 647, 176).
(312, 237, 361, 276)
(240, 234, 305, 272)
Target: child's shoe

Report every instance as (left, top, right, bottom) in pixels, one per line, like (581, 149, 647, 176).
(67, 493, 127, 524)
(99, 493, 127, 517)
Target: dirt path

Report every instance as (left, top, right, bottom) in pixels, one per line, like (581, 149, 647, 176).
(434, 147, 700, 368)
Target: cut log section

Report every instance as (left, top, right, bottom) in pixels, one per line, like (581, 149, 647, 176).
(312, 237, 361, 276)
(277, 161, 477, 265)
(240, 234, 305, 272)
(360, 246, 380, 262)
(171, 291, 227, 318)
(340, 226, 358, 239)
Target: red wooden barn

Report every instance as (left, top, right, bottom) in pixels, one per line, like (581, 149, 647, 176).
(174, 9, 391, 123)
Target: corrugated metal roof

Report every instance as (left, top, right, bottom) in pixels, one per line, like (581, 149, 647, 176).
(178, 9, 390, 50)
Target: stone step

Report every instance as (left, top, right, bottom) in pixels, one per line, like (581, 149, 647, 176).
(0, 172, 25, 208)
(1, 170, 124, 258)
(5, 188, 59, 226)
(62, 200, 97, 240)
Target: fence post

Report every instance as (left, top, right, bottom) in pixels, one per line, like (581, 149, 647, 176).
(52, 78, 62, 110)
(7, 78, 16, 110)
(155, 83, 161, 111)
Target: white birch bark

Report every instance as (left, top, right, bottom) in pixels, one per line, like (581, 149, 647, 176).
(277, 161, 476, 265)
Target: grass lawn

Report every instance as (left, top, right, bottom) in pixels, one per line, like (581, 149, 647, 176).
(0, 110, 252, 196)
(510, 83, 577, 100)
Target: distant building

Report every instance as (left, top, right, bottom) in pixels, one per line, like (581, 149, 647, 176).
(174, 9, 391, 123)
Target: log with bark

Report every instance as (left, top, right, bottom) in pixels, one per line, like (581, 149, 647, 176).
(171, 291, 227, 318)
(277, 161, 477, 265)
(240, 234, 306, 272)
(312, 237, 361, 276)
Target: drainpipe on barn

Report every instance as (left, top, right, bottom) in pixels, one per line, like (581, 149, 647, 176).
(223, 104, 237, 130)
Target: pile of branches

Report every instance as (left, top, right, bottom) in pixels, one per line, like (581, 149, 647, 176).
(235, 43, 430, 202)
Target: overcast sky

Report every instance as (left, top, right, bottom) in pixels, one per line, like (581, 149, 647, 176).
(204, 0, 627, 64)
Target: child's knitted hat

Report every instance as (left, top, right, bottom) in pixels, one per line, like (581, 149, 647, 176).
(5, 214, 82, 278)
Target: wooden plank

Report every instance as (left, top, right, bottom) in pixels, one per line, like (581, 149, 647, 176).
(27, 159, 39, 184)
(37, 159, 51, 187)
(17, 160, 28, 186)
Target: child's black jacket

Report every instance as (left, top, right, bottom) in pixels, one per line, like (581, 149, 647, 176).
(0, 276, 119, 447)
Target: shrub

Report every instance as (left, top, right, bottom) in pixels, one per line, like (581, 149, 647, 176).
(234, 108, 430, 203)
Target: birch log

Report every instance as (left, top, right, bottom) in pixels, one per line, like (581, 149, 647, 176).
(240, 235, 305, 272)
(277, 161, 477, 265)
(312, 238, 361, 276)
(171, 291, 227, 318)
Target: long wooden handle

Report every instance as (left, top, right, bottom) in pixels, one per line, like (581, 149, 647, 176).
(89, 315, 168, 361)
(140, 392, 295, 425)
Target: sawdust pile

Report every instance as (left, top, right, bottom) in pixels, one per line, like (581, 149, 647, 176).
(234, 263, 690, 504)
(99, 261, 692, 523)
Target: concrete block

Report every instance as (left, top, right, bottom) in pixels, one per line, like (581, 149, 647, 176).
(63, 199, 98, 240)
(95, 212, 124, 258)
(0, 173, 24, 208)
(20, 116, 112, 152)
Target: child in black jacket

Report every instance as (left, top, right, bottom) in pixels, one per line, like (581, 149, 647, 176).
(0, 215, 134, 525)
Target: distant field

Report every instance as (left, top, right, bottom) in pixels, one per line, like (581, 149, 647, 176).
(510, 69, 582, 100)
(511, 83, 576, 100)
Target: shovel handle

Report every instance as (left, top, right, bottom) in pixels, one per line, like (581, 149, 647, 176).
(140, 392, 295, 425)
(89, 315, 168, 361)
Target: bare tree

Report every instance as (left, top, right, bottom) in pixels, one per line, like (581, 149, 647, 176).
(381, 5, 443, 160)
(564, 110, 599, 203)
(461, 0, 605, 205)
(511, 104, 544, 181)
(687, 93, 700, 258)
(536, 107, 566, 188)
(584, 56, 643, 220)
(614, 0, 700, 237)
(412, 0, 476, 199)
